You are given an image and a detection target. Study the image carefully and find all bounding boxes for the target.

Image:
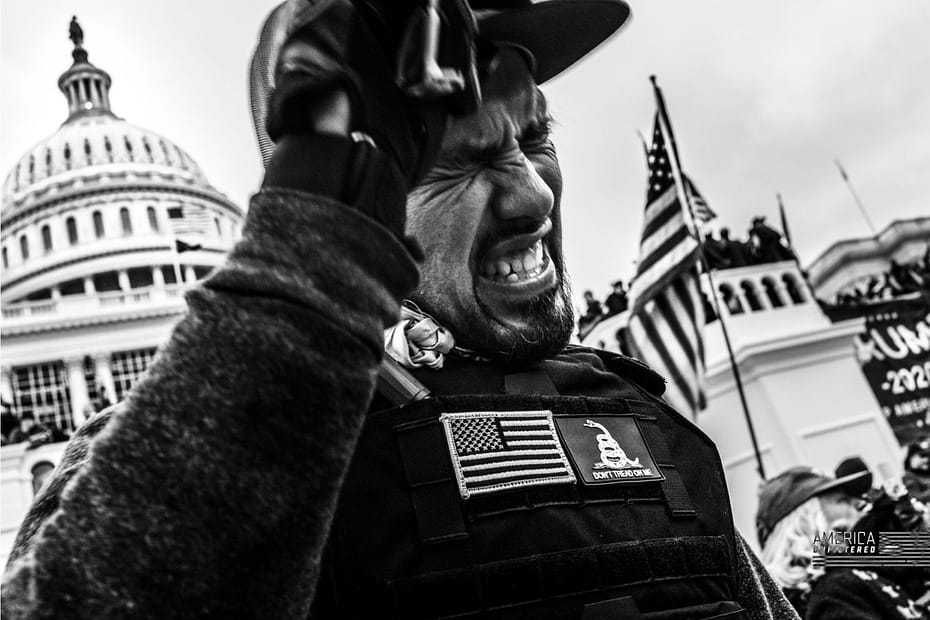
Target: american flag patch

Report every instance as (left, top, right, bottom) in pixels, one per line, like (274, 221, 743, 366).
(440, 410, 576, 499)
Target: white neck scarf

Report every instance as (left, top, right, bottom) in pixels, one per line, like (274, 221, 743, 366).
(383, 301, 485, 369)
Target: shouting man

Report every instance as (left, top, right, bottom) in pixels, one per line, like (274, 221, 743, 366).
(3, 1, 796, 618)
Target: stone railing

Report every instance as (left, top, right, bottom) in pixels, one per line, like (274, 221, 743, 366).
(705, 261, 810, 318)
(2, 283, 187, 321)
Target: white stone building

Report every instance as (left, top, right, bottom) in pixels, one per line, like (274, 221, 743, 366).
(0, 28, 244, 563)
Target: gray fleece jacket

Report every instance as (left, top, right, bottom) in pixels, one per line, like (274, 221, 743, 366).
(0, 188, 796, 619)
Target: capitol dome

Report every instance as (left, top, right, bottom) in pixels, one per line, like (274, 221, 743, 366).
(1, 19, 244, 443)
(2, 115, 212, 214)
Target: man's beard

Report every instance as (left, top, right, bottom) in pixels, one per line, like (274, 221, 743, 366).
(463, 271, 575, 364)
(410, 250, 575, 365)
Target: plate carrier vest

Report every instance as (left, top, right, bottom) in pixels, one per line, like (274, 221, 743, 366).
(310, 349, 745, 619)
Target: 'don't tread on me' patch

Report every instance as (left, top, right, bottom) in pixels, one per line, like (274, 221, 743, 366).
(554, 415, 664, 485)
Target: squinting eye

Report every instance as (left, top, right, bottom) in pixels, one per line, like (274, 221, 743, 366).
(519, 125, 550, 148)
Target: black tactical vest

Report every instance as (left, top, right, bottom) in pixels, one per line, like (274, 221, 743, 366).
(310, 348, 745, 619)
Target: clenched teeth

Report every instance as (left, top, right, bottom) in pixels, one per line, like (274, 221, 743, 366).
(482, 240, 547, 282)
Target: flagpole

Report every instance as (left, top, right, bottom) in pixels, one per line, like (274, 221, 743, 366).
(777, 193, 792, 250)
(650, 75, 766, 480)
(775, 193, 821, 309)
(834, 159, 877, 236)
(171, 238, 183, 288)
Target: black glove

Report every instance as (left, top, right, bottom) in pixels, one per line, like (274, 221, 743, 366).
(258, 0, 478, 239)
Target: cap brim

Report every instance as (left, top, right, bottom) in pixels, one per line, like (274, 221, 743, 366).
(476, 0, 631, 84)
(814, 470, 873, 498)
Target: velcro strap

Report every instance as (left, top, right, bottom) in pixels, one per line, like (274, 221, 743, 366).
(637, 419, 697, 517)
(395, 419, 468, 543)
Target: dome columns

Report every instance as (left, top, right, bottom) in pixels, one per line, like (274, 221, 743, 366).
(64, 356, 89, 427)
(152, 265, 166, 288)
(1, 367, 13, 408)
(93, 353, 117, 408)
(117, 270, 131, 292)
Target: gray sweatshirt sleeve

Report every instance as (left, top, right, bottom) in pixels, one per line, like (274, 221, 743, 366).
(734, 531, 801, 619)
(1, 188, 418, 620)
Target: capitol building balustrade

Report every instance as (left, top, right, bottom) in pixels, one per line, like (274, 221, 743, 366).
(3, 280, 191, 326)
(707, 260, 809, 318)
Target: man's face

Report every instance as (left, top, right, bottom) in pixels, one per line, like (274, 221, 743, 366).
(405, 49, 573, 362)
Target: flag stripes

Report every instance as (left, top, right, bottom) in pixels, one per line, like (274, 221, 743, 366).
(637, 226, 694, 279)
(167, 205, 213, 237)
(627, 267, 706, 414)
(640, 187, 679, 239)
(685, 176, 716, 223)
(441, 410, 576, 499)
(626, 82, 711, 419)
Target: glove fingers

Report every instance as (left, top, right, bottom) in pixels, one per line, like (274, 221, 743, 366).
(267, 0, 424, 183)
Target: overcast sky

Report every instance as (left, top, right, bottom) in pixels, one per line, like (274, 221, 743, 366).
(2, 1, 928, 308)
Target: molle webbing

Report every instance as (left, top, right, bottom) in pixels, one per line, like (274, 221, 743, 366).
(396, 418, 467, 543)
(387, 535, 733, 618)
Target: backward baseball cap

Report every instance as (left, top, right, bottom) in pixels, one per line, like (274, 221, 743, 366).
(755, 466, 872, 547)
(249, 0, 631, 166)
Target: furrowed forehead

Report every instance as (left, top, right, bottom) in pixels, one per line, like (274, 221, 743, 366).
(441, 54, 548, 153)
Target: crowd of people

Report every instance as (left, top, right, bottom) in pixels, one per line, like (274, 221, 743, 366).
(579, 222, 927, 339)
(578, 215, 793, 338)
(577, 280, 628, 339)
(756, 439, 930, 619)
(832, 249, 930, 306)
(704, 216, 796, 271)
(0, 410, 69, 448)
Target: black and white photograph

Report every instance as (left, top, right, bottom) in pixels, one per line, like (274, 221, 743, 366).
(1, 0, 929, 617)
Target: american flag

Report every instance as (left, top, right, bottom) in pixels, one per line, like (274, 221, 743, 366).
(625, 79, 710, 418)
(685, 176, 716, 224)
(167, 205, 213, 237)
(440, 410, 576, 499)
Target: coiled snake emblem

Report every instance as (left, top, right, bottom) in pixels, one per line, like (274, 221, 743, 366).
(584, 420, 641, 470)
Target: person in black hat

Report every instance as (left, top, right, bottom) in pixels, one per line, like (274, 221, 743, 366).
(3, 2, 794, 618)
(756, 465, 871, 617)
(718, 226, 751, 268)
(604, 279, 629, 316)
(904, 437, 930, 504)
(748, 216, 794, 265)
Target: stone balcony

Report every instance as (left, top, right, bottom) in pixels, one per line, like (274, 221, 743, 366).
(1, 283, 189, 334)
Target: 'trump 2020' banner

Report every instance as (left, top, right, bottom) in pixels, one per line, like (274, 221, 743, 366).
(855, 298, 930, 447)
